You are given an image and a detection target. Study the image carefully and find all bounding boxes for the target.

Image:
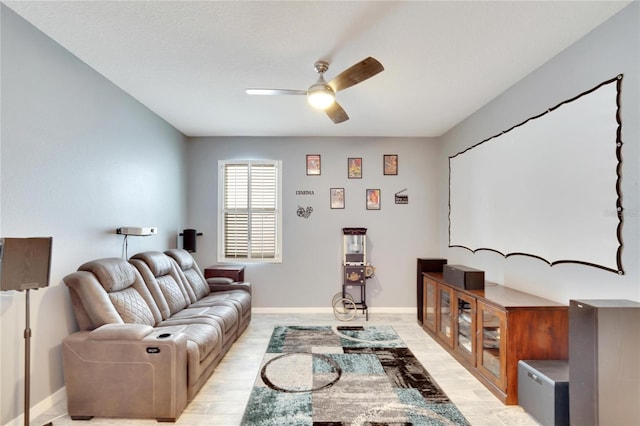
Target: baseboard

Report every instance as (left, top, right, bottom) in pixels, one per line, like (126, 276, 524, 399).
(4, 387, 66, 426)
(370, 307, 416, 314)
(252, 307, 416, 314)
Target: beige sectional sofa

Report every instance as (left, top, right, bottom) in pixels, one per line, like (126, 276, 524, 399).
(62, 249, 250, 422)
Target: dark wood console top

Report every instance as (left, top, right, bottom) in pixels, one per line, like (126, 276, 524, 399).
(424, 272, 567, 310)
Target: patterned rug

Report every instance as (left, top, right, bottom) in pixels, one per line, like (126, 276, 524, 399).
(240, 325, 470, 425)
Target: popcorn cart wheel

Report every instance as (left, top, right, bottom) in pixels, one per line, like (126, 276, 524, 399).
(332, 291, 354, 306)
(332, 292, 356, 321)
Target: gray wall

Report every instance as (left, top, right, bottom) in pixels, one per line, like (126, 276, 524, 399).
(0, 6, 187, 424)
(438, 3, 640, 303)
(186, 136, 440, 309)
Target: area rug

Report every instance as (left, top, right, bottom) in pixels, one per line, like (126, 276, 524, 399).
(240, 325, 470, 425)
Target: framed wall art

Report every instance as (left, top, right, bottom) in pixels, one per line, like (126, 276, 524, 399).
(330, 188, 345, 209)
(366, 188, 381, 210)
(384, 154, 398, 175)
(348, 157, 362, 179)
(306, 154, 321, 175)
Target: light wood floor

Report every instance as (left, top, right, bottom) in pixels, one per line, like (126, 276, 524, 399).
(34, 312, 540, 425)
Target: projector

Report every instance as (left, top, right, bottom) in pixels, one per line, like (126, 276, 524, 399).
(117, 227, 158, 236)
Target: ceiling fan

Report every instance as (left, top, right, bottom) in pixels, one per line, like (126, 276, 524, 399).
(245, 57, 384, 124)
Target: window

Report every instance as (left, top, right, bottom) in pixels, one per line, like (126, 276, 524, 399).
(218, 160, 282, 263)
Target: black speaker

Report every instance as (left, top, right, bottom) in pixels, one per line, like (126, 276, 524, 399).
(182, 229, 197, 252)
(569, 299, 640, 426)
(0, 237, 52, 291)
(442, 264, 484, 290)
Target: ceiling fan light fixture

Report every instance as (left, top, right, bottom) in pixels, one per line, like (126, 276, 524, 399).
(246, 57, 383, 123)
(307, 81, 335, 110)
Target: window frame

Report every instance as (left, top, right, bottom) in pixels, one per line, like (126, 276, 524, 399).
(217, 160, 283, 263)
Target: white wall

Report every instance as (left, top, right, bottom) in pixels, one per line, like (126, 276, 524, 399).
(438, 3, 640, 303)
(0, 6, 187, 424)
(186, 137, 440, 308)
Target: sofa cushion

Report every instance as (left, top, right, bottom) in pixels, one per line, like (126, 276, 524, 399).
(157, 274, 191, 313)
(193, 291, 252, 318)
(135, 251, 174, 277)
(182, 268, 210, 300)
(70, 258, 162, 327)
(80, 257, 137, 292)
(130, 253, 193, 318)
(165, 249, 210, 300)
(155, 323, 221, 362)
(109, 287, 157, 326)
(176, 305, 238, 336)
(165, 248, 195, 271)
(164, 249, 250, 326)
(65, 271, 125, 330)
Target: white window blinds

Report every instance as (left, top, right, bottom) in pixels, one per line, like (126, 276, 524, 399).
(219, 161, 281, 262)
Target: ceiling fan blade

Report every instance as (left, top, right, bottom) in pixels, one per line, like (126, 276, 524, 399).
(328, 57, 384, 92)
(245, 88, 307, 96)
(326, 101, 349, 124)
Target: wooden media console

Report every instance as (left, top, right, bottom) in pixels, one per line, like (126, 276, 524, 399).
(420, 272, 568, 405)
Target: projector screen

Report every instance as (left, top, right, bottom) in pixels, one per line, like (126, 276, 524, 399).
(449, 76, 623, 274)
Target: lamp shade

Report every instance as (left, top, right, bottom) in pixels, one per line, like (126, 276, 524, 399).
(307, 80, 335, 110)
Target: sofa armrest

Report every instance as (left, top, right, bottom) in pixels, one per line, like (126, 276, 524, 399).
(63, 330, 188, 421)
(89, 323, 154, 341)
(207, 278, 252, 295)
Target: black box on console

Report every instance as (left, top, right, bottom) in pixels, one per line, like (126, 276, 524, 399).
(417, 258, 447, 274)
(443, 265, 485, 290)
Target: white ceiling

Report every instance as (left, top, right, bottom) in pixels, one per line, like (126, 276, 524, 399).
(3, 1, 631, 138)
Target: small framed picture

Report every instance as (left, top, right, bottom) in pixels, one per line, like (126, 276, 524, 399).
(306, 154, 321, 175)
(384, 154, 398, 175)
(366, 189, 381, 210)
(348, 157, 362, 179)
(330, 188, 345, 209)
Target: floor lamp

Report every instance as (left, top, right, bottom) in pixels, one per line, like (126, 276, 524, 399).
(0, 237, 53, 426)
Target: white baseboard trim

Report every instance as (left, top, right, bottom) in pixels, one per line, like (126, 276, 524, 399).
(252, 307, 416, 314)
(4, 387, 66, 426)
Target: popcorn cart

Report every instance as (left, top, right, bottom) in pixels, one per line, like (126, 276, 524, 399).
(332, 228, 374, 321)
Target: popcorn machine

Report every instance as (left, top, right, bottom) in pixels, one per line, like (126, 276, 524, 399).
(333, 228, 373, 320)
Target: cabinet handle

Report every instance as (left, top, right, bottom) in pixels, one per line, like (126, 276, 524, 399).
(527, 371, 542, 384)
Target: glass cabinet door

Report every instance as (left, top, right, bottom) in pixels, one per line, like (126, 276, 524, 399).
(476, 301, 507, 390)
(437, 285, 455, 347)
(423, 278, 437, 332)
(454, 293, 476, 364)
